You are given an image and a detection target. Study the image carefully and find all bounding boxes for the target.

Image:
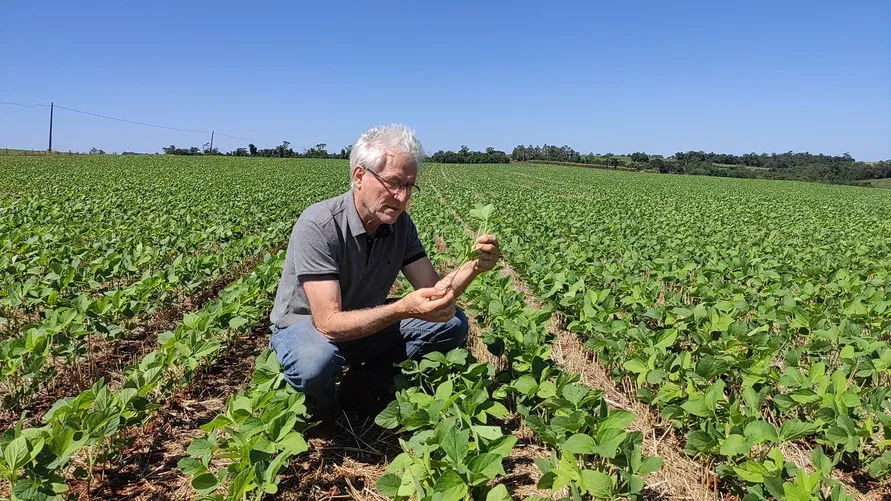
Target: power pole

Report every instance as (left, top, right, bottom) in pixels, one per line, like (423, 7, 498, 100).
(209, 130, 214, 154)
(48, 102, 54, 152)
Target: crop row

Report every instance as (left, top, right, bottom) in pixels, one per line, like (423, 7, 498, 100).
(0, 157, 343, 413)
(364, 196, 662, 500)
(0, 224, 288, 411)
(0, 252, 285, 500)
(178, 349, 311, 501)
(0, 157, 342, 326)
(428, 164, 890, 498)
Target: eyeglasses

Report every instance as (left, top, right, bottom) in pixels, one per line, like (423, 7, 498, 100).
(362, 167, 421, 197)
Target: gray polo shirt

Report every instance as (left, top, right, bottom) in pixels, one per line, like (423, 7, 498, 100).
(270, 189, 427, 330)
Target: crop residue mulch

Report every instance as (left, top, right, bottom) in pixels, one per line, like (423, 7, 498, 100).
(83, 321, 273, 500)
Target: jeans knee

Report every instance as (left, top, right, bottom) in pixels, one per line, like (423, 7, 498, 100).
(444, 307, 469, 349)
(288, 353, 343, 395)
(270, 320, 344, 396)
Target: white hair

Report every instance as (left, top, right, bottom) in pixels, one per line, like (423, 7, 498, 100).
(349, 124, 425, 186)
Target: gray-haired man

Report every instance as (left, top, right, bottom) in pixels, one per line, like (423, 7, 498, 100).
(269, 124, 500, 417)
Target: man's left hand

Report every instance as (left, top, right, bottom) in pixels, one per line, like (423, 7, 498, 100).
(471, 234, 500, 273)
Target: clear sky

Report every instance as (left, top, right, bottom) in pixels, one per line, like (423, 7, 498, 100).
(2, 1, 889, 160)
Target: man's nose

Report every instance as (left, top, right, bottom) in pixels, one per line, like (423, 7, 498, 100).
(394, 187, 411, 204)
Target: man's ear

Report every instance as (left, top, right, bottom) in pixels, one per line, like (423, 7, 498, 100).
(351, 166, 364, 189)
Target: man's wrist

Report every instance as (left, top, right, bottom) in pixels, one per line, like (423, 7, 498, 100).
(387, 297, 410, 321)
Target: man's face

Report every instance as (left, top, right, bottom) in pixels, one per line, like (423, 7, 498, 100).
(355, 152, 418, 225)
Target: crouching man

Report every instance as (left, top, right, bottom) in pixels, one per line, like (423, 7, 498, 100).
(269, 124, 499, 418)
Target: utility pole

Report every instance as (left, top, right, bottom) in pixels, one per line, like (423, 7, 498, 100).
(48, 102, 54, 152)
(209, 130, 214, 154)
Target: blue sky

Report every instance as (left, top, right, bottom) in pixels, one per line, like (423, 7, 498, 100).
(2, 1, 889, 159)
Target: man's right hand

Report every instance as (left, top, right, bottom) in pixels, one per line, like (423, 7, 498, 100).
(398, 285, 456, 323)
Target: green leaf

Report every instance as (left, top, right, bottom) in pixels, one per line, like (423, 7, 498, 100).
(779, 420, 821, 441)
(719, 434, 752, 456)
(639, 456, 663, 476)
(512, 374, 537, 396)
(867, 451, 891, 479)
(375, 401, 400, 429)
(177, 456, 205, 476)
(435, 379, 454, 401)
(487, 434, 517, 457)
(4, 436, 28, 469)
(228, 316, 249, 330)
(191, 472, 220, 493)
(734, 461, 769, 483)
(597, 410, 635, 432)
(591, 428, 626, 459)
(467, 453, 505, 480)
(486, 484, 513, 501)
(580, 469, 614, 499)
(744, 420, 779, 444)
(685, 430, 715, 453)
(623, 358, 648, 374)
(561, 433, 596, 455)
(783, 482, 813, 501)
(433, 469, 469, 501)
(472, 425, 504, 441)
(812, 447, 832, 476)
(441, 427, 469, 463)
(537, 380, 557, 399)
(278, 431, 307, 456)
(483, 401, 510, 419)
(376, 473, 402, 496)
(681, 396, 711, 417)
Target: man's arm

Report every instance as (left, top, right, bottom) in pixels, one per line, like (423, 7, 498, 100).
(304, 278, 456, 343)
(402, 235, 501, 298)
(401, 256, 441, 290)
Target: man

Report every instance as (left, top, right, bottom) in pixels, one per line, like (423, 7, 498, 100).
(269, 124, 500, 417)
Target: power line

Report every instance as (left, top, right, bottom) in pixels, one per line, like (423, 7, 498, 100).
(52, 104, 210, 134)
(1, 100, 265, 147)
(0, 101, 49, 108)
(214, 131, 259, 143)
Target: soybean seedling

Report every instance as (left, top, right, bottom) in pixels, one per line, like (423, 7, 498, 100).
(462, 203, 495, 264)
(441, 203, 496, 293)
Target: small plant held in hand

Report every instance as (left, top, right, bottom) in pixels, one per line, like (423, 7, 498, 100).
(462, 203, 495, 264)
(441, 203, 496, 293)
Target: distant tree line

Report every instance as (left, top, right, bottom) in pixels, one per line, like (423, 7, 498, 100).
(160, 140, 890, 186)
(511, 144, 890, 185)
(660, 151, 891, 184)
(428, 146, 509, 164)
(162, 142, 352, 159)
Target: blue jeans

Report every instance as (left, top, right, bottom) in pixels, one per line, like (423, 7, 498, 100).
(269, 307, 468, 413)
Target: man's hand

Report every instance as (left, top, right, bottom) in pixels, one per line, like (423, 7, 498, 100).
(398, 284, 456, 323)
(471, 234, 500, 273)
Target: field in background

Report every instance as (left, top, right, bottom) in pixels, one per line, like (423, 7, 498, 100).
(1, 155, 889, 500)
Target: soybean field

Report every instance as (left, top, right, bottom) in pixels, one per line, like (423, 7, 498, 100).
(0, 156, 889, 501)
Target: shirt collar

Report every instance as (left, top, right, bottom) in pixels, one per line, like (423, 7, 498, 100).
(345, 189, 393, 238)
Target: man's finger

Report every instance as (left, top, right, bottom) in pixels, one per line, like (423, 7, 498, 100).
(426, 286, 454, 302)
(419, 286, 446, 298)
(477, 250, 500, 261)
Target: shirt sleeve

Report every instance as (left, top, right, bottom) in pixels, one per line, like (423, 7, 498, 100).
(402, 213, 427, 267)
(290, 218, 339, 282)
